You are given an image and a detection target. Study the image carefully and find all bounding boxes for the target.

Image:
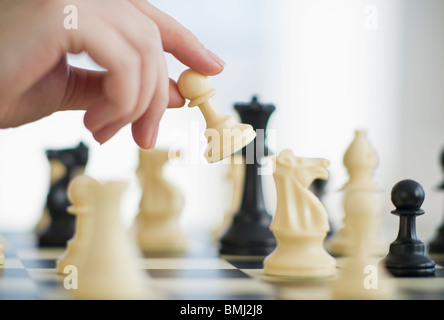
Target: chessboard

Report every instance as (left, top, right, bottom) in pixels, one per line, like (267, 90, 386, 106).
(1, 230, 444, 302)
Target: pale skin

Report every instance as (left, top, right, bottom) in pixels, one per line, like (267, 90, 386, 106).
(0, 0, 225, 148)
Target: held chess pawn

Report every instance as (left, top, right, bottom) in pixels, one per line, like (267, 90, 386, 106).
(382, 179, 435, 277)
(263, 150, 336, 278)
(177, 69, 256, 163)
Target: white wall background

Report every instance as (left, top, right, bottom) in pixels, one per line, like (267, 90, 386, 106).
(0, 0, 443, 247)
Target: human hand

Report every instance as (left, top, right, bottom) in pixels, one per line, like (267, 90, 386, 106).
(0, 0, 225, 148)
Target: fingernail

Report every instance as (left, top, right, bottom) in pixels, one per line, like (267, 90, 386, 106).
(147, 124, 160, 149)
(206, 49, 226, 68)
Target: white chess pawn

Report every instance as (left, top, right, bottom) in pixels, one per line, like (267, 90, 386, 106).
(56, 175, 97, 274)
(73, 177, 157, 300)
(263, 150, 336, 278)
(331, 189, 396, 299)
(177, 69, 256, 163)
(134, 149, 188, 253)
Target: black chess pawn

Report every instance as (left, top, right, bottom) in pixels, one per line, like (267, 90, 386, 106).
(382, 179, 435, 277)
(37, 142, 89, 247)
(428, 147, 444, 256)
(219, 96, 276, 257)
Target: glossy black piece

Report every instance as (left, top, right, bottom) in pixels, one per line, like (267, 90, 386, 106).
(219, 96, 276, 257)
(382, 179, 435, 277)
(429, 147, 444, 254)
(37, 142, 89, 247)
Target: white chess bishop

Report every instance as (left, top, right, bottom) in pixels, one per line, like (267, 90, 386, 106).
(133, 148, 188, 253)
(177, 69, 256, 163)
(263, 150, 336, 278)
(327, 130, 386, 257)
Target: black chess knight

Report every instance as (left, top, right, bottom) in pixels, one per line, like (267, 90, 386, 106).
(428, 147, 444, 257)
(37, 142, 89, 247)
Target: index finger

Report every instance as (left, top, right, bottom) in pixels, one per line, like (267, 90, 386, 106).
(128, 0, 225, 76)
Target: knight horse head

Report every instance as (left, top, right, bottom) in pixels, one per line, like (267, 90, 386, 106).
(275, 150, 330, 187)
(272, 150, 330, 233)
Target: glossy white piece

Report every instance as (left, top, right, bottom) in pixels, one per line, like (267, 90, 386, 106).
(327, 130, 386, 257)
(177, 69, 256, 163)
(133, 149, 188, 253)
(264, 150, 336, 278)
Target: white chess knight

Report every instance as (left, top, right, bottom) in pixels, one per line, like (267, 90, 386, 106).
(177, 68, 256, 163)
(263, 150, 336, 278)
(133, 148, 188, 253)
(327, 130, 386, 257)
(69, 175, 157, 300)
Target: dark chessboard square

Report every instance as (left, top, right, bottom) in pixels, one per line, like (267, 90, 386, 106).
(147, 268, 249, 279)
(21, 259, 56, 269)
(226, 259, 264, 269)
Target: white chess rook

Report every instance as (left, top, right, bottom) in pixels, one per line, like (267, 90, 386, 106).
(73, 176, 156, 300)
(177, 69, 256, 163)
(264, 150, 336, 278)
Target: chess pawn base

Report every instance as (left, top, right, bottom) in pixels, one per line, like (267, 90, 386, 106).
(137, 219, 188, 253)
(382, 241, 435, 277)
(264, 232, 336, 278)
(331, 258, 396, 300)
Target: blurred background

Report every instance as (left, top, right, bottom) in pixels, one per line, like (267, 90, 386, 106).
(0, 0, 443, 246)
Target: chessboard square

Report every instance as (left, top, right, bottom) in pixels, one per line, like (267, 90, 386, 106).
(1, 258, 25, 269)
(0, 268, 28, 277)
(0, 278, 40, 300)
(139, 258, 236, 270)
(154, 278, 275, 300)
(16, 248, 64, 260)
(21, 259, 56, 269)
(147, 268, 249, 279)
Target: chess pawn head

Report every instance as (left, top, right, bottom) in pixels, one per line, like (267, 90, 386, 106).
(67, 175, 100, 214)
(342, 130, 379, 191)
(177, 69, 216, 107)
(391, 179, 425, 216)
(177, 69, 256, 163)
